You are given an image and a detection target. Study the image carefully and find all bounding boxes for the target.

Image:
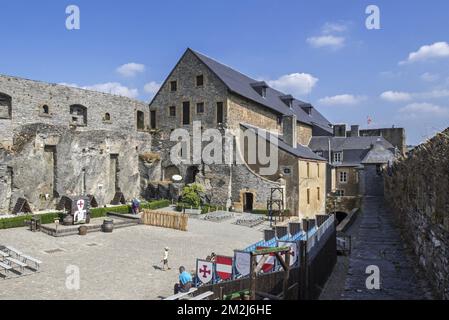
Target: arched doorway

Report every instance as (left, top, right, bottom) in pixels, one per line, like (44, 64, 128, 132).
(243, 193, 254, 212)
(185, 166, 199, 184)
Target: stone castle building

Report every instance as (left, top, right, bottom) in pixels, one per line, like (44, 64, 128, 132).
(1, 48, 335, 218)
(148, 49, 332, 217)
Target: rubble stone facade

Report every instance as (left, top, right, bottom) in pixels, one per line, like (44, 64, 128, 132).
(0, 75, 151, 214)
(385, 128, 449, 299)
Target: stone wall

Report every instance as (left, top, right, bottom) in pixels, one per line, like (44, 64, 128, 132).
(0, 124, 151, 213)
(335, 167, 359, 196)
(0, 75, 150, 147)
(149, 49, 228, 132)
(385, 128, 449, 299)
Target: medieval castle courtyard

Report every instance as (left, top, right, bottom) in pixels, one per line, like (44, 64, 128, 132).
(2, 2, 449, 304)
(0, 214, 263, 300)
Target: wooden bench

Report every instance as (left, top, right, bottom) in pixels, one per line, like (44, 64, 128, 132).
(164, 288, 197, 300)
(189, 291, 214, 300)
(5, 257, 27, 272)
(20, 255, 42, 270)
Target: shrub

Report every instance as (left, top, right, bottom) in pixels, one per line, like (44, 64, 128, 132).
(180, 184, 204, 208)
(0, 199, 171, 230)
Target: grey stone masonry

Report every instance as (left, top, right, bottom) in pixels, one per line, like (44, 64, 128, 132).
(0, 74, 150, 146)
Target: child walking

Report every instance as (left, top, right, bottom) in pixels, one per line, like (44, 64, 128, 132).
(161, 247, 171, 271)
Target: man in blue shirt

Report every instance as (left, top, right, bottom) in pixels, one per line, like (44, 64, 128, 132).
(174, 266, 193, 294)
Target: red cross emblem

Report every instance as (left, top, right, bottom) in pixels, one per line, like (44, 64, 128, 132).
(199, 265, 211, 278)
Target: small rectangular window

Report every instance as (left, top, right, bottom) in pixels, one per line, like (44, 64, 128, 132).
(150, 110, 156, 129)
(306, 163, 310, 178)
(217, 102, 224, 124)
(196, 102, 205, 114)
(307, 188, 310, 205)
(317, 163, 320, 178)
(170, 81, 177, 92)
(169, 106, 176, 117)
(334, 152, 343, 164)
(196, 75, 204, 87)
(336, 190, 345, 197)
(182, 101, 190, 125)
(317, 187, 321, 201)
(339, 171, 348, 183)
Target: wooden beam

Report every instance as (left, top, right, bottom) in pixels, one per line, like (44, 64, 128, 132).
(275, 252, 289, 271)
(283, 252, 291, 300)
(255, 255, 270, 274)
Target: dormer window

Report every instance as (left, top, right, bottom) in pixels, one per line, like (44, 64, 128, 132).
(301, 105, 313, 116)
(280, 95, 294, 109)
(250, 81, 268, 98)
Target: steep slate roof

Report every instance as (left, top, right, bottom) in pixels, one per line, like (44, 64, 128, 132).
(362, 142, 395, 164)
(190, 49, 333, 134)
(240, 123, 326, 161)
(309, 136, 394, 152)
(309, 136, 395, 167)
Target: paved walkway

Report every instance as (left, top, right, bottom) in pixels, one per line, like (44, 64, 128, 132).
(342, 197, 433, 300)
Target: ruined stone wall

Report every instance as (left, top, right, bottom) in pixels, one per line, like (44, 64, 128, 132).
(0, 74, 150, 147)
(385, 129, 449, 299)
(0, 124, 151, 213)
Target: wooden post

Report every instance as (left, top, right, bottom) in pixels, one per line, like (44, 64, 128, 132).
(299, 240, 309, 300)
(282, 251, 290, 300)
(249, 253, 257, 300)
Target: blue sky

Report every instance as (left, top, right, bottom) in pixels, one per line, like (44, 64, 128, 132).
(1, 0, 449, 145)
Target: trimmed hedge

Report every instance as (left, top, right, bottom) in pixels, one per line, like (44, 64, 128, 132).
(0, 199, 171, 230)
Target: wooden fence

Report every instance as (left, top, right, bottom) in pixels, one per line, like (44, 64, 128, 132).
(141, 210, 189, 231)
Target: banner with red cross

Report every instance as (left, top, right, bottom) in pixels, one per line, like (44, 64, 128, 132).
(196, 259, 215, 285)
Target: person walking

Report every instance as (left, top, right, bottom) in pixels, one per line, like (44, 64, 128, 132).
(161, 247, 170, 271)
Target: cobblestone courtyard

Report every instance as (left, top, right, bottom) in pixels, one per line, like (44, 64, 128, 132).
(0, 218, 262, 300)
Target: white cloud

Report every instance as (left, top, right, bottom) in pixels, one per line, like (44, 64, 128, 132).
(144, 81, 161, 96)
(60, 82, 139, 99)
(400, 42, 449, 64)
(267, 73, 318, 96)
(318, 94, 366, 106)
(116, 62, 146, 77)
(307, 35, 345, 49)
(399, 102, 449, 117)
(419, 89, 449, 99)
(421, 72, 440, 82)
(322, 22, 348, 34)
(380, 91, 412, 102)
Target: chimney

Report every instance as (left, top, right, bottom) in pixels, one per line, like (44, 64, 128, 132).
(282, 115, 297, 148)
(350, 125, 360, 137)
(333, 124, 347, 137)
